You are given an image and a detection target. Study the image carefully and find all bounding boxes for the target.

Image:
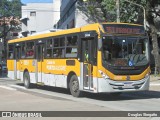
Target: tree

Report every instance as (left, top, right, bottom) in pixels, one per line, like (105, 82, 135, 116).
(78, 0, 160, 73)
(0, 0, 21, 60)
(146, 0, 160, 73)
(77, 0, 105, 22)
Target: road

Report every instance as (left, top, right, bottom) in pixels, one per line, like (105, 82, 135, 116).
(0, 77, 160, 120)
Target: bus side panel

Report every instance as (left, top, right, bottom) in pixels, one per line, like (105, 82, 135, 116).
(42, 59, 80, 88)
(42, 59, 67, 88)
(42, 73, 56, 86)
(7, 60, 15, 79)
(65, 59, 81, 88)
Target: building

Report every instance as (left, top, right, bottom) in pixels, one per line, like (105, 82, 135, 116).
(57, 0, 94, 29)
(21, 0, 60, 37)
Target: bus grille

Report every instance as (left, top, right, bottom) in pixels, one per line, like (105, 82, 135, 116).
(109, 81, 145, 90)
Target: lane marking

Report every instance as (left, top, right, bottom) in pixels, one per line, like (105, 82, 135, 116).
(0, 85, 17, 91)
(9, 85, 26, 90)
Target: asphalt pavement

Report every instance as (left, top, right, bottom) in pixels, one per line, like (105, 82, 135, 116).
(0, 76, 160, 120)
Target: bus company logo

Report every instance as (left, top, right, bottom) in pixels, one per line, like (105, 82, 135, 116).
(2, 112, 11, 117)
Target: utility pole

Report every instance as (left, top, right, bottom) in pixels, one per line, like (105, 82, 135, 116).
(116, 0, 120, 23)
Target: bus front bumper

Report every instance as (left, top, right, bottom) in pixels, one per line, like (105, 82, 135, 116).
(97, 75, 150, 93)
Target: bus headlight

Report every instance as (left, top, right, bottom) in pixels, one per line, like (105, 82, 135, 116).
(98, 70, 110, 79)
(145, 73, 149, 79)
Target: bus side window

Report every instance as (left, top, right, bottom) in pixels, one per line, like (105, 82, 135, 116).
(66, 36, 78, 58)
(21, 43, 26, 58)
(9, 53, 13, 59)
(53, 48, 64, 58)
(53, 37, 65, 58)
(8, 44, 14, 59)
(46, 38, 53, 58)
(26, 42, 35, 58)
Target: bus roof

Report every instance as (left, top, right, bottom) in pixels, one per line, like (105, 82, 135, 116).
(8, 22, 144, 43)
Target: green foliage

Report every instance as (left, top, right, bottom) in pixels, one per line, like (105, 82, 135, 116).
(10, 0, 21, 17)
(79, 0, 150, 23)
(101, 0, 146, 24)
(102, 0, 115, 10)
(77, 0, 105, 22)
(0, 0, 21, 60)
(0, 0, 21, 17)
(80, 0, 160, 27)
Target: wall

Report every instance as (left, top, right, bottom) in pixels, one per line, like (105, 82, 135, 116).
(21, 2, 59, 36)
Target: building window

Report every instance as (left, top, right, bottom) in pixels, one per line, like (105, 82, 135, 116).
(30, 11, 36, 16)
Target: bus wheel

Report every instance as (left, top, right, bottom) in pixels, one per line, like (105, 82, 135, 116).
(69, 75, 82, 97)
(23, 72, 31, 88)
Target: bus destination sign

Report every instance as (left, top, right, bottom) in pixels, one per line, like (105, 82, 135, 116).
(102, 24, 145, 35)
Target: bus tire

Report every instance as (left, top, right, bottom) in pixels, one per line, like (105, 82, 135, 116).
(69, 75, 83, 97)
(23, 71, 31, 88)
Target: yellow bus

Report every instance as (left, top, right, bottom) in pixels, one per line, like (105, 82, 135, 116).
(7, 23, 150, 97)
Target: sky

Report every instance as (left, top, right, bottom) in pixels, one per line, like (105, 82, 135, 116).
(21, 0, 53, 4)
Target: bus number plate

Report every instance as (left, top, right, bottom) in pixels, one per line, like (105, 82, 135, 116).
(124, 82, 133, 88)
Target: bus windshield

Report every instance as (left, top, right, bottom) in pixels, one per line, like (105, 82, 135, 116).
(102, 36, 149, 67)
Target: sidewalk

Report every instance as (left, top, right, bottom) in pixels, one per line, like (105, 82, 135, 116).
(150, 75, 160, 81)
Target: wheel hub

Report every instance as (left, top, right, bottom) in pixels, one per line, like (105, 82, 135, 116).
(72, 80, 78, 92)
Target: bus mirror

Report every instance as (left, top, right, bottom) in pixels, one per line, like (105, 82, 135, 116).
(98, 38, 102, 50)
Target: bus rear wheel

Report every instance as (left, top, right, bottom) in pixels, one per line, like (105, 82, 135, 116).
(23, 72, 31, 88)
(69, 75, 83, 97)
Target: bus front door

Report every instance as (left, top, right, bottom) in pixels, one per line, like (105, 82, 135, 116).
(36, 43, 44, 83)
(81, 39, 95, 90)
(15, 46, 21, 79)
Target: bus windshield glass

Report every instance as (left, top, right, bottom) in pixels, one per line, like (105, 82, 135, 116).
(102, 36, 149, 67)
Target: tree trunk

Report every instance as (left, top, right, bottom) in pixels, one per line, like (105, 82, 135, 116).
(150, 25, 160, 74)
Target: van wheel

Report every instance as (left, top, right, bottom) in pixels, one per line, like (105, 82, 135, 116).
(69, 75, 83, 97)
(23, 72, 31, 88)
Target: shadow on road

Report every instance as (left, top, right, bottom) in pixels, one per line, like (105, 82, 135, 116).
(17, 83, 70, 94)
(82, 90, 160, 101)
(16, 83, 160, 101)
